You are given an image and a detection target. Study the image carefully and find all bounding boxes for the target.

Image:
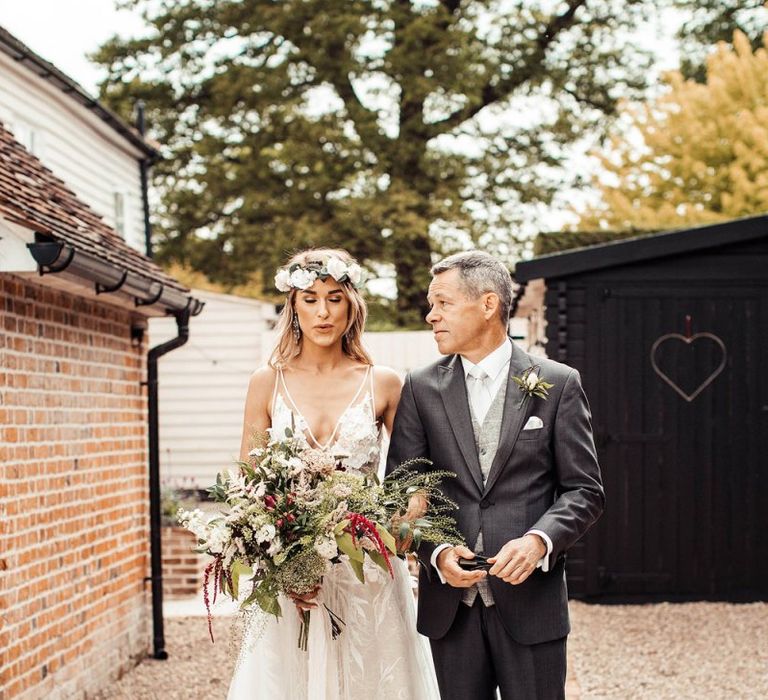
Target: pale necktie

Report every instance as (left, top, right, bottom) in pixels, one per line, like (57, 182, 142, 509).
(466, 367, 493, 424)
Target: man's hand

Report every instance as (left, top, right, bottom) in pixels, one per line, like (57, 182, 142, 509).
(488, 534, 546, 585)
(392, 493, 428, 553)
(436, 545, 488, 588)
(403, 492, 428, 521)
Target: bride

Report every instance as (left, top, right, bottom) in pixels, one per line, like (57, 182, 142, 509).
(227, 249, 440, 700)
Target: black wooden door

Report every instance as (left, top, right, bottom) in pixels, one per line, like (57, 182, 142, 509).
(582, 285, 767, 598)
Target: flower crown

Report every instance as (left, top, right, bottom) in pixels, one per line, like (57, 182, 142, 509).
(274, 256, 364, 292)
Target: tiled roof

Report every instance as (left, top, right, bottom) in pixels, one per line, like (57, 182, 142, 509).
(0, 121, 188, 293)
(0, 26, 157, 159)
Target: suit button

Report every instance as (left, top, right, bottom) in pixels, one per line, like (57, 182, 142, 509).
(480, 448, 487, 455)
(480, 500, 492, 509)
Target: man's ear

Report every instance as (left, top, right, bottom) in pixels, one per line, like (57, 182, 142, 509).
(482, 292, 500, 320)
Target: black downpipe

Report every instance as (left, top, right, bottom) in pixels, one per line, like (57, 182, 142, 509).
(136, 101, 154, 259)
(146, 307, 191, 659)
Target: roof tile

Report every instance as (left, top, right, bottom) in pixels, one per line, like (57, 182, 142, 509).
(0, 121, 188, 294)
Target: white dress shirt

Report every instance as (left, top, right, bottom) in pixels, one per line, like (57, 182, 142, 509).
(430, 338, 553, 581)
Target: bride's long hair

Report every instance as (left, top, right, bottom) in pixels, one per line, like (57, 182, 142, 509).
(269, 248, 373, 369)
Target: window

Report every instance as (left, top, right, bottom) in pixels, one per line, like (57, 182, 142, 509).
(114, 191, 125, 236)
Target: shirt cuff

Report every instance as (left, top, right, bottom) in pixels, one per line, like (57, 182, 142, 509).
(525, 529, 553, 572)
(430, 543, 453, 584)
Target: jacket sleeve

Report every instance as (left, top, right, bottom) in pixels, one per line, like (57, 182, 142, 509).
(385, 372, 430, 475)
(384, 372, 437, 569)
(528, 369, 605, 562)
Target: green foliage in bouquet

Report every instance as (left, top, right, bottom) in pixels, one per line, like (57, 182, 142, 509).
(179, 429, 463, 647)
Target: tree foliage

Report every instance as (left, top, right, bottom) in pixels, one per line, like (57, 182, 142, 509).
(672, 0, 768, 82)
(576, 31, 768, 233)
(94, 0, 653, 325)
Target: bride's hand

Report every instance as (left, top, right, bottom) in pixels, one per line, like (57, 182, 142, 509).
(288, 585, 320, 618)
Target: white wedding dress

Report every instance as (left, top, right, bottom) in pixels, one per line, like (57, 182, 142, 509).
(226, 367, 440, 700)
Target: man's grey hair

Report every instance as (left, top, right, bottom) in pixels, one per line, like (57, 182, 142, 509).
(431, 251, 513, 325)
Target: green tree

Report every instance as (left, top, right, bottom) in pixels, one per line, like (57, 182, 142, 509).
(672, 1, 768, 82)
(576, 31, 768, 233)
(94, 0, 654, 325)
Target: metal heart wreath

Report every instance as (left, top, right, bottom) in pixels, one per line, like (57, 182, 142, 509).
(650, 332, 727, 403)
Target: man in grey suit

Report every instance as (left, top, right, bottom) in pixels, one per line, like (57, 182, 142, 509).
(386, 251, 604, 699)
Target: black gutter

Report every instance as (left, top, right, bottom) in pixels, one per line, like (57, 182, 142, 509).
(145, 305, 193, 659)
(27, 240, 197, 314)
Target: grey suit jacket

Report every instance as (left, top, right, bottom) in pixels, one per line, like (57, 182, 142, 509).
(386, 341, 604, 644)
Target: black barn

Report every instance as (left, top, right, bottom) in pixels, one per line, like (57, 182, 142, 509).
(514, 216, 768, 601)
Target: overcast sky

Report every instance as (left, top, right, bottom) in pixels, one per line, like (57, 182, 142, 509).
(0, 0, 146, 95)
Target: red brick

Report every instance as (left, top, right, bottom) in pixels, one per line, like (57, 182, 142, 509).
(1, 275, 151, 699)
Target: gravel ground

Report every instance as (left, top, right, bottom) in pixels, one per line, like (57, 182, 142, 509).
(569, 601, 768, 699)
(97, 602, 767, 699)
(95, 616, 240, 700)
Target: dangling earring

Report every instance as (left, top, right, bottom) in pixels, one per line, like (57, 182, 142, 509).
(292, 314, 301, 341)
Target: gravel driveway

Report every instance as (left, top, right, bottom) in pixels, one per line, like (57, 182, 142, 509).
(97, 601, 767, 699)
(568, 601, 768, 699)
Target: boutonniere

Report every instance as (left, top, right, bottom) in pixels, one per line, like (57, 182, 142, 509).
(511, 365, 555, 409)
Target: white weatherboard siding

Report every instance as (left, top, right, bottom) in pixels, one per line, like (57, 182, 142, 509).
(150, 290, 277, 487)
(0, 51, 146, 252)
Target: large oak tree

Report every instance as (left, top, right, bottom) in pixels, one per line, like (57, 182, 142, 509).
(95, 0, 653, 325)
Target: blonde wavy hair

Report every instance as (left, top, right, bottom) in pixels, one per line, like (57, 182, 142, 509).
(268, 249, 373, 368)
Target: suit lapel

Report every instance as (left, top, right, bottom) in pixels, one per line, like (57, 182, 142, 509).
(483, 342, 533, 495)
(438, 356, 484, 494)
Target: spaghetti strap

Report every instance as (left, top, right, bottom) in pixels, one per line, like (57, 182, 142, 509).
(270, 367, 281, 417)
(279, 365, 371, 450)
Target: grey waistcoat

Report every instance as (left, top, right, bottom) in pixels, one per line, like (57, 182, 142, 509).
(462, 375, 508, 607)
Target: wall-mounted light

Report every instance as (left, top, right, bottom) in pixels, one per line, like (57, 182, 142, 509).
(130, 318, 148, 348)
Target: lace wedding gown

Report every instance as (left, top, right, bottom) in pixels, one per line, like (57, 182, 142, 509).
(226, 367, 440, 700)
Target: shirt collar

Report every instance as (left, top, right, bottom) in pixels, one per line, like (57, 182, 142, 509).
(460, 337, 512, 382)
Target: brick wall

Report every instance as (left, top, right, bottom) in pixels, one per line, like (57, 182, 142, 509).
(0, 274, 151, 699)
(161, 525, 206, 598)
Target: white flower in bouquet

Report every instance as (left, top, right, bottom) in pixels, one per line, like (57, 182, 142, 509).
(330, 483, 353, 499)
(287, 456, 305, 475)
(274, 269, 291, 292)
(289, 268, 316, 290)
(207, 521, 232, 554)
(178, 508, 209, 540)
(273, 454, 291, 469)
(325, 256, 348, 281)
(313, 535, 338, 560)
(347, 263, 363, 285)
(267, 538, 283, 557)
(255, 523, 276, 543)
(304, 448, 336, 476)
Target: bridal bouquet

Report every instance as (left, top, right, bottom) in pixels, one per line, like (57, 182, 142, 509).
(177, 427, 461, 649)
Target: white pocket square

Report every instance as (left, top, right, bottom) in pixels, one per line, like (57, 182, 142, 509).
(523, 416, 544, 430)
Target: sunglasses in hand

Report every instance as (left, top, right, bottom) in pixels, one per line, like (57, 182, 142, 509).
(457, 555, 491, 571)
